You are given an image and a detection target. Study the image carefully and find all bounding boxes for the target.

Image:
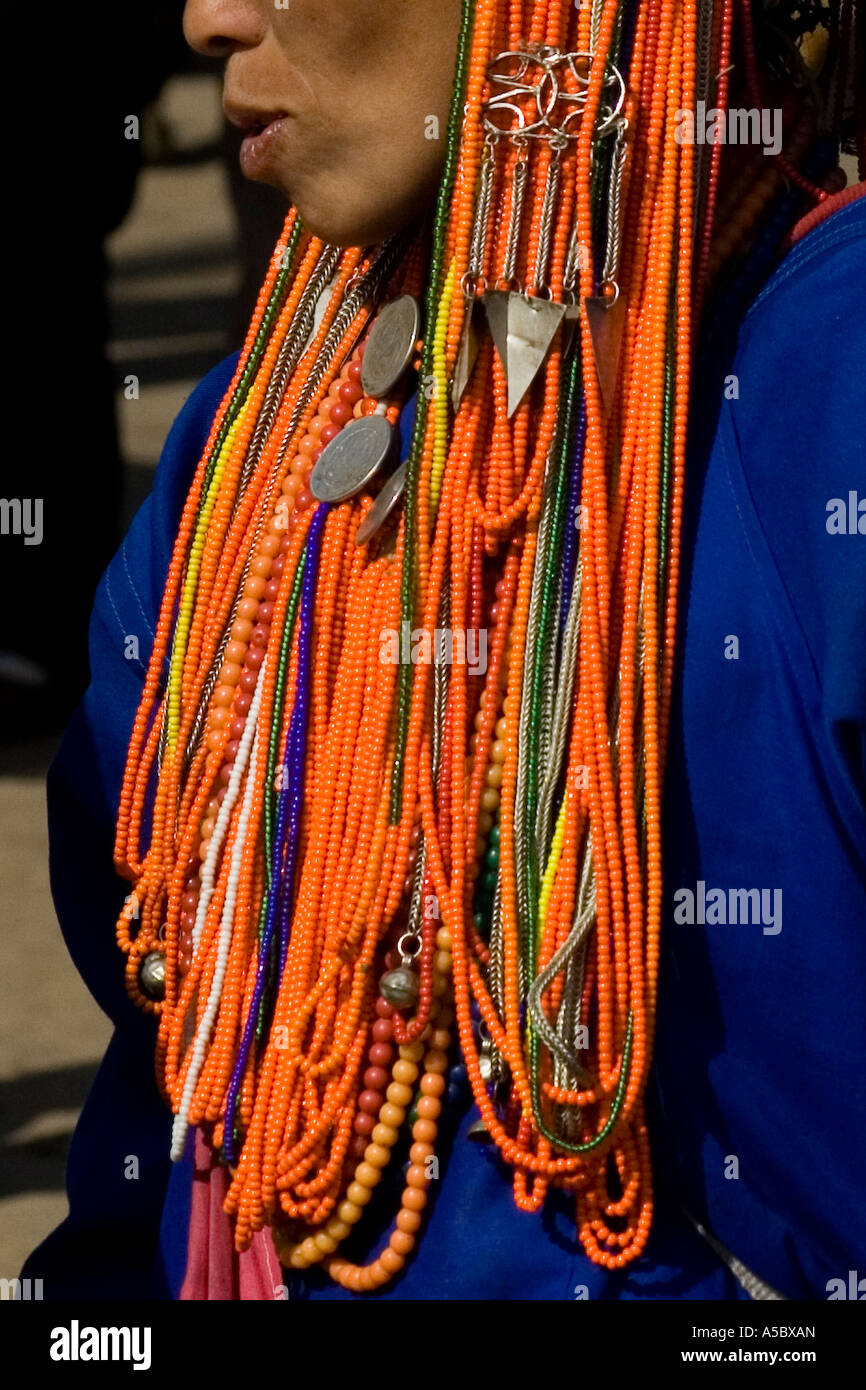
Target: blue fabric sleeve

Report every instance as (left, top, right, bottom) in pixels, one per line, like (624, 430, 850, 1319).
(654, 198, 866, 1300)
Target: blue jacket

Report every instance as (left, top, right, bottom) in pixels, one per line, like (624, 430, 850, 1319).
(24, 198, 865, 1299)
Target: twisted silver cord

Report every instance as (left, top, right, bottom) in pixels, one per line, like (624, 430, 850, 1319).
(513, 443, 559, 995)
(602, 119, 629, 287)
(240, 247, 343, 493)
(468, 138, 498, 283)
(502, 154, 529, 286)
(533, 151, 563, 292)
(527, 849, 597, 1085)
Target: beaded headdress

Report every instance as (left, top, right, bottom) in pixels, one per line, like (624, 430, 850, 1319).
(114, 0, 859, 1288)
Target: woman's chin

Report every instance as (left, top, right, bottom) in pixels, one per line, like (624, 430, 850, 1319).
(291, 201, 411, 251)
(271, 163, 436, 250)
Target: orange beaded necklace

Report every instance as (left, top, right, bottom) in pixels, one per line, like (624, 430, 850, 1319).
(114, 0, 851, 1289)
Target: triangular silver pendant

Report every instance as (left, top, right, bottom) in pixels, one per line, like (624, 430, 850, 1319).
(483, 291, 566, 416)
(482, 288, 511, 382)
(584, 294, 626, 417)
(451, 299, 483, 410)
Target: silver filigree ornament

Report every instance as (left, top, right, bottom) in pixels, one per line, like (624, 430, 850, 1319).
(461, 48, 629, 415)
(482, 47, 626, 145)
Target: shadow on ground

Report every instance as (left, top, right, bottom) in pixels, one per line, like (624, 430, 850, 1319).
(0, 1063, 101, 1199)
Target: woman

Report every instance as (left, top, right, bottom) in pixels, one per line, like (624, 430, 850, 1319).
(24, 0, 865, 1299)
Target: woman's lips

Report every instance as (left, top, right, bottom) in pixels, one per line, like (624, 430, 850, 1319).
(239, 115, 291, 180)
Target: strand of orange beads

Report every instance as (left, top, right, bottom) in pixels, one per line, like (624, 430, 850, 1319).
(164, 334, 410, 1152)
(162, 245, 372, 805)
(275, 992, 455, 1288)
(216, 389, 417, 1228)
(172, 239, 386, 772)
(255, 569, 408, 1223)
(223, 182, 469, 1262)
(156, 257, 400, 904)
(113, 212, 303, 883)
(148, 333, 366, 1095)
(576, 0, 689, 1263)
(574, 0, 695, 1270)
(175, 238, 341, 726)
(115, 231, 331, 1013)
